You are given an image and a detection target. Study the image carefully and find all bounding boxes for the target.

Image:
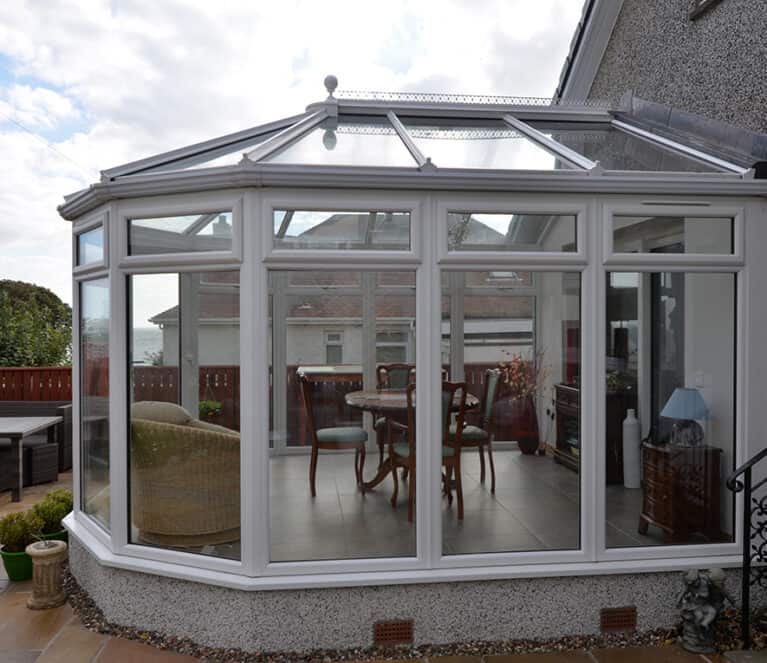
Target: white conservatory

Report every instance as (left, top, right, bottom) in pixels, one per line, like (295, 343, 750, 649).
(60, 79, 767, 653)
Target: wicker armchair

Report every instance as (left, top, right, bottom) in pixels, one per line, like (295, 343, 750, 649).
(130, 417, 240, 547)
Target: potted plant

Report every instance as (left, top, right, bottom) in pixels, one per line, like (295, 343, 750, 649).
(0, 510, 44, 581)
(199, 399, 223, 420)
(498, 351, 549, 455)
(31, 489, 73, 542)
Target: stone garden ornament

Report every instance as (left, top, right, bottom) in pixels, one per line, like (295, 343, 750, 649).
(677, 568, 731, 653)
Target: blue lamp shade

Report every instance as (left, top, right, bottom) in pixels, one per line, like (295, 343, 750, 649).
(660, 387, 709, 421)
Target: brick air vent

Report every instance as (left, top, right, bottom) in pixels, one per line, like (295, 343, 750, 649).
(373, 619, 414, 646)
(600, 606, 637, 633)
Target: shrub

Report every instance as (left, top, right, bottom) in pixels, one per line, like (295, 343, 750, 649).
(31, 489, 73, 534)
(0, 511, 44, 553)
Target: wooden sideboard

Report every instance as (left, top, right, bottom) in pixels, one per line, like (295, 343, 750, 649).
(638, 443, 722, 543)
(553, 384, 636, 484)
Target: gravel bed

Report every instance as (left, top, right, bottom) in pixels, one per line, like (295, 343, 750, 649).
(64, 568, 765, 662)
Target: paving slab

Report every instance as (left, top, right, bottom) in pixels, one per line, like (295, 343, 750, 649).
(723, 652, 767, 662)
(95, 636, 200, 661)
(0, 587, 73, 651)
(486, 651, 594, 662)
(37, 620, 109, 662)
(592, 645, 707, 662)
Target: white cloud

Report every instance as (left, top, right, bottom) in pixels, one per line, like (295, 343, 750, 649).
(0, 0, 583, 303)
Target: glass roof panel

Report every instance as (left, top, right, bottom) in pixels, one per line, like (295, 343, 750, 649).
(530, 122, 723, 173)
(140, 129, 283, 174)
(399, 117, 577, 170)
(265, 115, 416, 167)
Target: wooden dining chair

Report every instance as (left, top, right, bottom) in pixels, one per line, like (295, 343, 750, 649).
(387, 381, 468, 522)
(450, 368, 501, 493)
(299, 374, 367, 497)
(373, 363, 415, 467)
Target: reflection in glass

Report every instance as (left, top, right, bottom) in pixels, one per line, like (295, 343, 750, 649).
(80, 279, 110, 529)
(267, 116, 416, 168)
(77, 227, 104, 265)
(400, 118, 577, 170)
(128, 212, 233, 255)
(613, 215, 733, 254)
(269, 270, 416, 561)
(448, 213, 576, 252)
(273, 210, 411, 251)
(532, 122, 723, 173)
(605, 272, 735, 548)
(441, 271, 581, 555)
(129, 271, 240, 559)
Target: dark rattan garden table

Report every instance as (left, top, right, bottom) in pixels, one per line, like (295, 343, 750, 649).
(0, 416, 62, 502)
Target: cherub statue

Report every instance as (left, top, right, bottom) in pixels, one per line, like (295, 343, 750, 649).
(677, 568, 732, 653)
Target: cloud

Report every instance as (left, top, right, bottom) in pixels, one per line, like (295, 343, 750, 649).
(0, 0, 583, 304)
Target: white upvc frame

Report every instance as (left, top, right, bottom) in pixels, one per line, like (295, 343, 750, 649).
(597, 194, 747, 563)
(73, 209, 109, 276)
(117, 190, 245, 268)
(603, 200, 746, 266)
(67, 186, 761, 587)
(436, 193, 589, 265)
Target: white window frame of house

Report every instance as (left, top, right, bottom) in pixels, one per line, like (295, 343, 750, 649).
(597, 195, 747, 563)
(117, 190, 245, 268)
(324, 330, 344, 364)
(67, 188, 759, 591)
(73, 209, 109, 276)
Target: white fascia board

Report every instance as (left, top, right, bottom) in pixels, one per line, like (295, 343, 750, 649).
(101, 112, 310, 180)
(58, 165, 767, 220)
(558, 0, 625, 101)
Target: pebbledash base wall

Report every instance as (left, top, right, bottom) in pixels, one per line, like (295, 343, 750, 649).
(69, 537, 757, 653)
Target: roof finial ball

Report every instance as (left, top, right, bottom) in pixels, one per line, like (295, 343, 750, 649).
(324, 74, 338, 99)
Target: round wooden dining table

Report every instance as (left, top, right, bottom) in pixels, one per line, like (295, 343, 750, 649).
(345, 388, 479, 492)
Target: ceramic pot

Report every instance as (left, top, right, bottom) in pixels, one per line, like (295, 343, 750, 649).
(514, 396, 540, 455)
(0, 547, 33, 582)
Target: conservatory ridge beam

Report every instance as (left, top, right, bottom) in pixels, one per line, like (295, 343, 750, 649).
(611, 119, 750, 175)
(386, 111, 434, 171)
(243, 110, 328, 163)
(502, 114, 597, 171)
(101, 112, 311, 180)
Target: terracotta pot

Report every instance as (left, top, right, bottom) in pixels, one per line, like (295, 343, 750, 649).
(513, 396, 540, 455)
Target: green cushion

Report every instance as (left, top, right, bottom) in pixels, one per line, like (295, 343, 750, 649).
(392, 442, 454, 458)
(449, 424, 489, 442)
(316, 427, 367, 444)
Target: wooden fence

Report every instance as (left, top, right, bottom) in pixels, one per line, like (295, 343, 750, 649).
(1, 363, 522, 445)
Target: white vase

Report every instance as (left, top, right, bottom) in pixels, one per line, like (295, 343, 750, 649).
(622, 408, 641, 489)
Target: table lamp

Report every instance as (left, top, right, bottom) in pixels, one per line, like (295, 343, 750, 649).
(660, 387, 709, 447)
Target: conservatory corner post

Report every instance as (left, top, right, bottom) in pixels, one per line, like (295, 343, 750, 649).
(448, 271, 465, 381)
(361, 271, 377, 440)
(271, 272, 288, 452)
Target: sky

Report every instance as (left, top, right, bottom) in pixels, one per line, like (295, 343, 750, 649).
(0, 0, 584, 307)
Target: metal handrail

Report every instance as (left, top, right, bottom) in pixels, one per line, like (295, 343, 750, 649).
(726, 447, 767, 649)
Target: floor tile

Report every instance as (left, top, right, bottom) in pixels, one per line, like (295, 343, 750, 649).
(0, 589, 73, 650)
(95, 636, 199, 661)
(592, 645, 706, 662)
(486, 652, 593, 662)
(0, 653, 42, 663)
(37, 621, 108, 662)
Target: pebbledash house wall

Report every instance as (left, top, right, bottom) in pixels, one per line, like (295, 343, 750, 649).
(587, 0, 767, 134)
(68, 537, 760, 652)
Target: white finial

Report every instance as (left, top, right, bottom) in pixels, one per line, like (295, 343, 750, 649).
(324, 74, 338, 98)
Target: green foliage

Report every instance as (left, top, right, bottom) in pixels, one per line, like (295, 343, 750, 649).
(199, 399, 223, 418)
(31, 489, 73, 534)
(0, 280, 72, 367)
(0, 511, 44, 553)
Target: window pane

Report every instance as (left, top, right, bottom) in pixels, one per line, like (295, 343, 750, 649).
(265, 116, 416, 168)
(441, 271, 581, 555)
(605, 272, 735, 548)
(448, 213, 577, 252)
(400, 118, 577, 170)
(613, 215, 733, 254)
(532, 122, 723, 173)
(129, 271, 240, 559)
(77, 227, 104, 265)
(80, 279, 110, 529)
(128, 212, 233, 255)
(273, 210, 410, 251)
(269, 270, 416, 561)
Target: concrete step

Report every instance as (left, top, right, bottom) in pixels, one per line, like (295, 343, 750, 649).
(725, 651, 767, 662)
